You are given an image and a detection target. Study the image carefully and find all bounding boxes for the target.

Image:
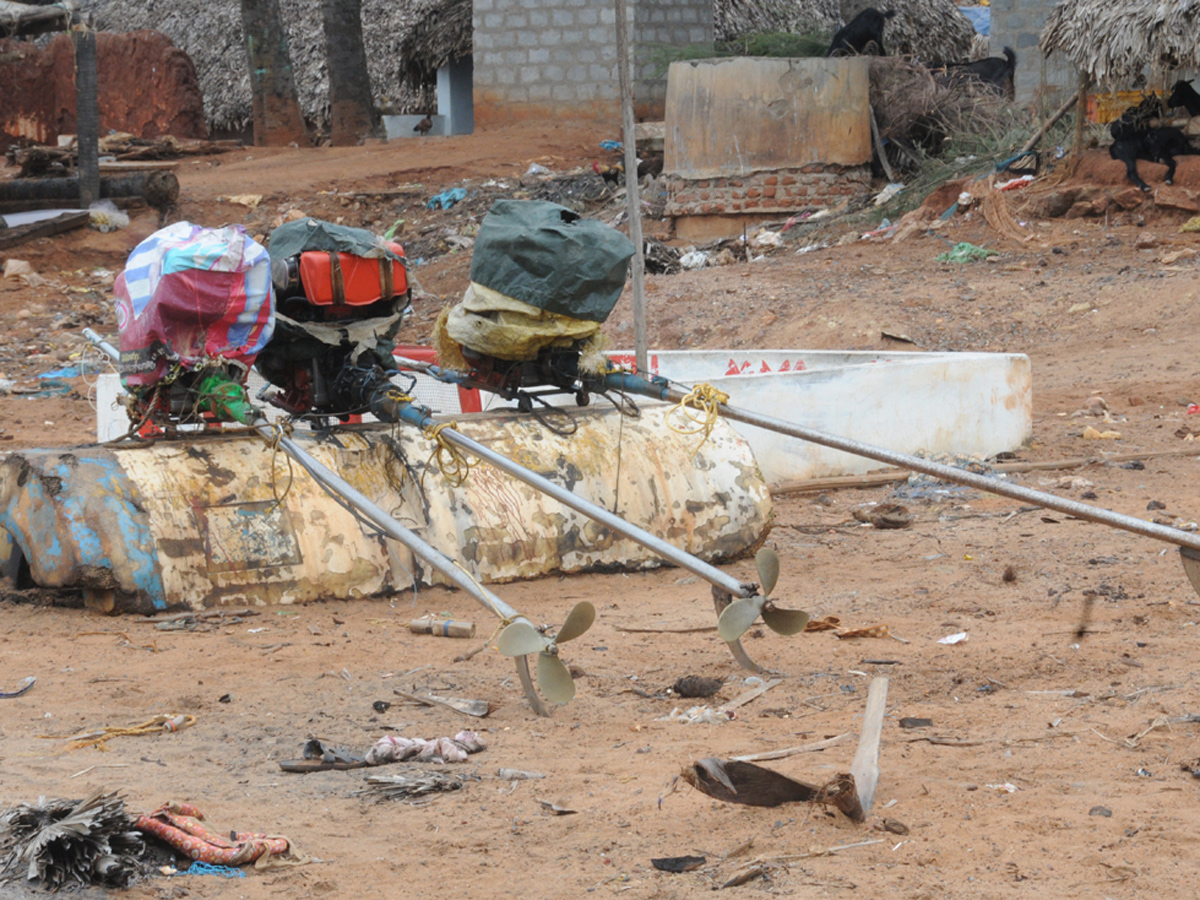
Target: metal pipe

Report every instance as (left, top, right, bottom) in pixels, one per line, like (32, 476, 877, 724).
(82, 328, 119, 362)
(373, 387, 755, 599)
(640, 381, 1200, 553)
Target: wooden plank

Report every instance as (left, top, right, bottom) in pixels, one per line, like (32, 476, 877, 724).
(848, 676, 888, 820)
(0, 211, 89, 251)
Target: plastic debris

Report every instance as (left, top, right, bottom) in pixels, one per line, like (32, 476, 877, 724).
(661, 705, 735, 724)
(523, 163, 551, 177)
(936, 242, 997, 263)
(178, 861, 245, 878)
(599, 139, 623, 151)
(995, 175, 1035, 191)
(679, 249, 709, 270)
(751, 230, 782, 249)
(426, 187, 468, 210)
(986, 782, 1018, 792)
(1181, 216, 1200, 233)
(937, 632, 968, 645)
(88, 199, 129, 232)
(873, 183, 904, 206)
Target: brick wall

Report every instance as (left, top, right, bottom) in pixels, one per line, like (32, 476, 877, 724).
(665, 164, 871, 216)
(473, 0, 713, 125)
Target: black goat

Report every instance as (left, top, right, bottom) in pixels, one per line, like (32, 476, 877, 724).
(1168, 80, 1200, 117)
(1109, 94, 1164, 140)
(827, 8, 895, 57)
(938, 47, 1017, 100)
(1108, 95, 1194, 191)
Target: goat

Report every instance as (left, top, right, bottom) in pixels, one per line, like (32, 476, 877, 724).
(1168, 80, 1200, 117)
(827, 8, 895, 57)
(1108, 95, 1193, 191)
(938, 47, 1017, 100)
(1110, 127, 1193, 192)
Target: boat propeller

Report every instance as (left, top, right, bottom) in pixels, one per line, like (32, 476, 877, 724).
(717, 548, 810, 643)
(495, 602, 597, 703)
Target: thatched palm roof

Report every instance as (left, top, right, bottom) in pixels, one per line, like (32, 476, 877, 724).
(80, 0, 438, 132)
(716, 0, 978, 64)
(397, 0, 471, 88)
(1041, 0, 1200, 87)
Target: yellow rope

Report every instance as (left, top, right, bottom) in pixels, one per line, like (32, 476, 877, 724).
(667, 382, 730, 456)
(264, 420, 296, 509)
(422, 421, 476, 489)
(64, 714, 196, 751)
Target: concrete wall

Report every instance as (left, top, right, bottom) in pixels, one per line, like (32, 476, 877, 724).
(989, 0, 1076, 108)
(472, 0, 713, 126)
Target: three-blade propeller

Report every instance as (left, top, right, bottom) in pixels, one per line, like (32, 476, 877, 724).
(495, 601, 597, 703)
(717, 547, 809, 642)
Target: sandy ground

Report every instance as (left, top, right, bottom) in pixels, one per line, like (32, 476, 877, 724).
(4, 122, 1200, 899)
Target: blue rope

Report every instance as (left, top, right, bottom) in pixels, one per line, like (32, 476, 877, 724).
(180, 861, 245, 878)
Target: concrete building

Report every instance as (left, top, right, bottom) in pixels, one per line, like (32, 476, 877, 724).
(989, 0, 1075, 108)
(472, 0, 714, 127)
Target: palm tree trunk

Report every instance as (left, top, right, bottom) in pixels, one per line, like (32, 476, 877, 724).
(322, 0, 380, 145)
(241, 0, 308, 146)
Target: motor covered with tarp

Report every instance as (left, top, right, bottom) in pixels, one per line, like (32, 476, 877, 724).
(434, 200, 634, 408)
(112, 222, 274, 427)
(257, 217, 411, 419)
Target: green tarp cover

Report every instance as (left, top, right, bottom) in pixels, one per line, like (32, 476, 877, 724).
(469, 200, 634, 323)
(267, 218, 405, 263)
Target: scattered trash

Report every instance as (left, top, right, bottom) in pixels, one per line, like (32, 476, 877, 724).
(383, 218, 406, 240)
(1160, 248, 1196, 265)
(64, 714, 195, 750)
(426, 187, 467, 210)
(679, 249, 709, 269)
(409, 615, 475, 638)
(524, 163, 551, 177)
(0, 676, 35, 699)
(873, 183, 904, 206)
(2, 259, 37, 280)
(278, 741, 366, 773)
(862, 219, 896, 239)
(177, 861, 246, 878)
(899, 717, 933, 729)
(986, 782, 1018, 792)
(38, 366, 82, 379)
(135, 802, 302, 866)
(393, 689, 490, 717)
(852, 503, 913, 529)
(937, 632, 968, 645)
(957, 190, 975, 208)
(651, 855, 706, 873)
(88, 199, 129, 232)
(356, 771, 466, 804)
(995, 175, 1035, 192)
(217, 194, 263, 209)
(881, 818, 909, 835)
(805, 615, 841, 632)
(497, 769, 545, 781)
(837, 624, 891, 640)
(663, 706, 735, 725)
(1082, 426, 1122, 440)
(674, 757, 859, 818)
(751, 230, 782, 250)
(599, 140, 623, 151)
(536, 799, 577, 816)
(936, 242, 997, 263)
(0, 791, 147, 890)
(1181, 215, 1200, 233)
(670, 675, 724, 698)
(364, 730, 486, 765)
(1135, 767, 1152, 777)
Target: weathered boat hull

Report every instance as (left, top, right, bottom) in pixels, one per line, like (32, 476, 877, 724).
(0, 405, 771, 612)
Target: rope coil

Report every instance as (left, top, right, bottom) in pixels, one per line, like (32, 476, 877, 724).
(422, 422, 476, 488)
(667, 382, 730, 456)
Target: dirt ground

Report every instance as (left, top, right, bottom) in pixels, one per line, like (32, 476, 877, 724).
(4, 122, 1200, 899)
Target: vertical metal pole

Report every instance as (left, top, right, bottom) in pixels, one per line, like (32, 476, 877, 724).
(614, 0, 649, 373)
(73, 25, 100, 208)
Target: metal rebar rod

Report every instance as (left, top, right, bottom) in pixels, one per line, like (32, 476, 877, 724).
(435, 422, 754, 598)
(693, 391, 1200, 553)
